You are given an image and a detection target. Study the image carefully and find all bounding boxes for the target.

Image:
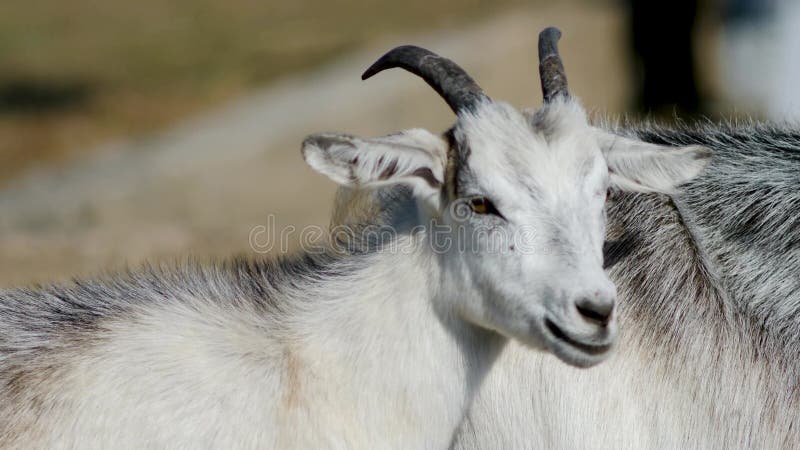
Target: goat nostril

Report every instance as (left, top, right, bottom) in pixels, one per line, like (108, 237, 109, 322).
(576, 299, 613, 326)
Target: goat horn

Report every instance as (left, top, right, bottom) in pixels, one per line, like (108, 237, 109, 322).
(362, 45, 489, 114)
(538, 27, 569, 102)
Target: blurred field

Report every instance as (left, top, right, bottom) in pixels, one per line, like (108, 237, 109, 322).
(0, 2, 638, 287)
(0, 0, 541, 186)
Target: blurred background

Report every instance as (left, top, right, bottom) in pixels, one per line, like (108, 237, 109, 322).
(1, 0, 798, 286)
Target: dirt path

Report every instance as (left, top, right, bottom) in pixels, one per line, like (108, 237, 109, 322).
(0, 4, 627, 286)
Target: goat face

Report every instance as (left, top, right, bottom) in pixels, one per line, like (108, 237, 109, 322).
(302, 30, 710, 368)
(439, 99, 618, 367)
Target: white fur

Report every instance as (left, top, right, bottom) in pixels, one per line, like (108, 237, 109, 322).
(9, 245, 496, 449)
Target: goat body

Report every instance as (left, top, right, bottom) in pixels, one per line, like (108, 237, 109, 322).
(0, 241, 503, 448)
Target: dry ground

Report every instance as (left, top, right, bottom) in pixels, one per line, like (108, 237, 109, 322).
(0, 2, 633, 286)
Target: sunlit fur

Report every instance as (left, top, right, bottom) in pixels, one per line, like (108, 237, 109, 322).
(453, 120, 800, 449)
(0, 98, 707, 448)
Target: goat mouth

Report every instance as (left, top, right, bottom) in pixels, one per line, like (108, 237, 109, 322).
(544, 318, 612, 357)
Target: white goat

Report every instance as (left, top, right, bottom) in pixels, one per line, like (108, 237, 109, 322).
(452, 29, 800, 450)
(0, 28, 709, 448)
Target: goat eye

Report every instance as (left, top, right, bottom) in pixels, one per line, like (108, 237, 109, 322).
(469, 197, 503, 218)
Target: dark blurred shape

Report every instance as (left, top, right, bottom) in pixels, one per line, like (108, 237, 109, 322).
(0, 79, 92, 114)
(723, 0, 776, 22)
(627, 0, 702, 117)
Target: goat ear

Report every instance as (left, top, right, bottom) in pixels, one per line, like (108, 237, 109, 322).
(595, 130, 711, 193)
(302, 128, 446, 198)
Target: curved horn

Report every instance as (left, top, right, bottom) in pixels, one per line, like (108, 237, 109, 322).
(538, 27, 569, 102)
(361, 45, 489, 114)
